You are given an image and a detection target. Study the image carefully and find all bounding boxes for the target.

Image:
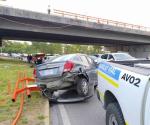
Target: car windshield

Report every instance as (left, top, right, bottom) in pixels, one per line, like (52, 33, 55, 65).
(113, 53, 135, 61)
(51, 55, 75, 62)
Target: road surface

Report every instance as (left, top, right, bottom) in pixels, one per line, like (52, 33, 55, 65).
(50, 91, 106, 125)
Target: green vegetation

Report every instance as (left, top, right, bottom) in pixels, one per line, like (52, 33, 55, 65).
(37, 115, 45, 120)
(21, 117, 28, 124)
(2, 40, 103, 54)
(0, 58, 43, 124)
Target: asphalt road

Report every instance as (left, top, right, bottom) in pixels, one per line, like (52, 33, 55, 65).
(50, 91, 106, 125)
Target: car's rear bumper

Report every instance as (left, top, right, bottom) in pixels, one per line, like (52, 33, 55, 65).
(38, 80, 73, 90)
(36, 72, 76, 91)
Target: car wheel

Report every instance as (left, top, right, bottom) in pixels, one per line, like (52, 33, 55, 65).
(106, 103, 125, 125)
(77, 78, 89, 96)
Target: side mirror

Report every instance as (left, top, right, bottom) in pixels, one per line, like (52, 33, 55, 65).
(95, 62, 100, 68)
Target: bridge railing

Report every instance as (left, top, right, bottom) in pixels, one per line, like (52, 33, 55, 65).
(54, 9, 150, 32)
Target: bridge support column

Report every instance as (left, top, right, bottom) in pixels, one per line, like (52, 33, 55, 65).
(103, 45, 129, 53)
(0, 38, 2, 47)
(104, 45, 150, 59)
(128, 45, 150, 59)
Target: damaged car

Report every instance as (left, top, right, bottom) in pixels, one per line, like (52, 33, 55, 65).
(34, 54, 98, 99)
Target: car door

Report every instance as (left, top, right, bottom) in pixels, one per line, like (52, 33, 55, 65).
(86, 56, 97, 85)
(80, 55, 93, 84)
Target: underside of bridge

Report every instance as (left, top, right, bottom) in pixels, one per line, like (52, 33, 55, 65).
(0, 29, 144, 46)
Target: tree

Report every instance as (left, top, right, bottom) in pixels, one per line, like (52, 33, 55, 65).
(2, 40, 103, 55)
(3, 41, 30, 53)
(91, 45, 102, 54)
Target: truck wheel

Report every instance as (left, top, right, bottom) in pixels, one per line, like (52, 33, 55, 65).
(77, 78, 89, 96)
(106, 103, 125, 125)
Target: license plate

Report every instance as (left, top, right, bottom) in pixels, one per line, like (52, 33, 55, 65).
(39, 68, 58, 76)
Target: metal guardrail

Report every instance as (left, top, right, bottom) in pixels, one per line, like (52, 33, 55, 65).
(53, 9, 150, 32)
(11, 71, 39, 125)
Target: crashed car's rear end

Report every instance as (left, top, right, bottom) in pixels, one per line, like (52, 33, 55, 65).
(34, 54, 97, 98)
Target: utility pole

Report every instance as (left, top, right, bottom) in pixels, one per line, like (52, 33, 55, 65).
(48, 5, 51, 14)
(48, 0, 51, 14)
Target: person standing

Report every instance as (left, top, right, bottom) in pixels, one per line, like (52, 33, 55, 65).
(27, 54, 30, 63)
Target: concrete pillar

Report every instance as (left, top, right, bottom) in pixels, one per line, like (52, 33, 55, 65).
(128, 45, 150, 58)
(0, 38, 2, 47)
(104, 44, 150, 58)
(104, 45, 129, 53)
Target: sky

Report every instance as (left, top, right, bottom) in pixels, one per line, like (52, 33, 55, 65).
(0, 0, 150, 27)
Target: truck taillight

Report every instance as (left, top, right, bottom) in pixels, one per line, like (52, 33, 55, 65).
(33, 68, 36, 77)
(63, 61, 74, 72)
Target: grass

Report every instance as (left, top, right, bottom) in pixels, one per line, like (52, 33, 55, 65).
(0, 58, 44, 124)
(37, 115, 45, 120)
(21, 118, 28, 124)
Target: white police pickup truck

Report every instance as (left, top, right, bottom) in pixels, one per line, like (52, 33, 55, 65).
(96, 60, 150, 125)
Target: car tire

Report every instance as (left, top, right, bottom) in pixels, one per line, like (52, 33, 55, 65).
(77, 78, 89, 96)
(106, 103, 125, 125)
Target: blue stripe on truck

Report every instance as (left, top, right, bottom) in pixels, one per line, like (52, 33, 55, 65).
(98, 62, 121, 81)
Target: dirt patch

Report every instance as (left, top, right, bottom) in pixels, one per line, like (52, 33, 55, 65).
(18, 97, 47, 125)
(0, 120, 10, 125)
(0, 99, 7, 106)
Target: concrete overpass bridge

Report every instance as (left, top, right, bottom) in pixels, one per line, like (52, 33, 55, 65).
(0, 6, 150, 57)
